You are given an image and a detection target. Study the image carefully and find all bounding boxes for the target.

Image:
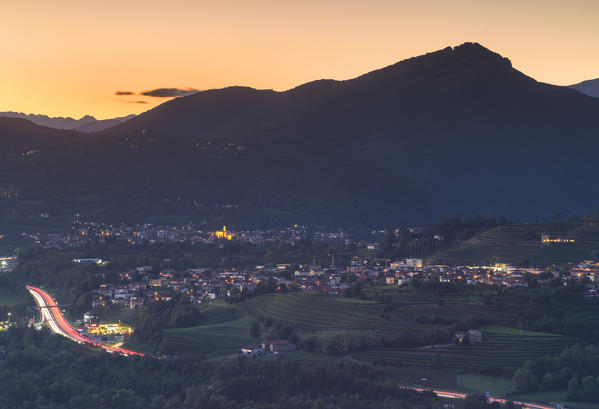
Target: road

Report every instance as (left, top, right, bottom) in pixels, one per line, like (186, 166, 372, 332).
(26, 285, 144, 357)
(403, 386, 560, 409)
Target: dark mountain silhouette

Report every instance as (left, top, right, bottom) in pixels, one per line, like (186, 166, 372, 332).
(2, 42, 599, 227)
(0, 118, 79, 153)
(73, 115, 135, 132)
(0, 112, 135, 132)
(570, 78, 599, 98)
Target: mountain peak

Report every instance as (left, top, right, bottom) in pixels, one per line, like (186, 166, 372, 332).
(451, 42, 512, 67)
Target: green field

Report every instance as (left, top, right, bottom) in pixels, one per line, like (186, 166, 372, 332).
(151, 287, 593, 408)
(428, 219, 599, 266)
(155, 288, 583, 366)
(239, 292, 385, 331)
(351, 326, 580, 370)
(158, 293, 387, 357)
(161, 316, 255, 357)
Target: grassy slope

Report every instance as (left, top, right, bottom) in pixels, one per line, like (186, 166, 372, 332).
(157, 288, 587, 364)
(122, 288, 595, 408)
(427, 218, 599, 266)
(351, 326, 579, 369)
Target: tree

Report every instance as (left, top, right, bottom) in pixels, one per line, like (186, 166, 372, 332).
(112, 389, 136, 409)
(568, 377, 581, 399)
(463, 393, 489, 409)
(249, 321, 260, 338)
(580, 376, 599, 402)
(513, 368, 538, 392)
(300, 336, 319, 352)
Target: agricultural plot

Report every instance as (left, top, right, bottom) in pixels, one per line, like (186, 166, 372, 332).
(351, 326, 580, 370)
(239, 292, 386, 331)
(155, 289, 586, 360)
(200, 304, 240, 324)
(160, 316, 254, 357)
(559, 299, 599, 322)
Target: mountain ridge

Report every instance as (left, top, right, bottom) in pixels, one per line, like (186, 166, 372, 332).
(2, 42, 599, 227)
(0, 112, 135, 132)
(570, 78, 599, 98)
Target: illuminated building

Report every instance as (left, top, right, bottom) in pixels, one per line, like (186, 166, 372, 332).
(214, 226, 233, 240)
(87, 323, 134, 335)
(541, 234, 575, 244)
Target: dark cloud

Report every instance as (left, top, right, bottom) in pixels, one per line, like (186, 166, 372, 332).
(125, 100, 148, 104)
(115, 90, 135, 95)
(140, 87, 198, 98)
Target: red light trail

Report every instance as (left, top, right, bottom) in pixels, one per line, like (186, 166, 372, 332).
(27, 285, 144, 357)
(401, 386, 558, 409)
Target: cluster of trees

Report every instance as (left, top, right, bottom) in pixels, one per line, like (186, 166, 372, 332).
(0, 327, 445, 409)
(512, 344, 599, 402)
(131, 298, 202, 347)
(0, 326, 527, 409)
(250, 317, 301, 346)
(523, 282, 599, 344)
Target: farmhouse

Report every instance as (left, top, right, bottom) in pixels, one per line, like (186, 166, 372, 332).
(262, 340, 296, 354)
(541, 234, 575, 244)
(454, 328, 483, 344)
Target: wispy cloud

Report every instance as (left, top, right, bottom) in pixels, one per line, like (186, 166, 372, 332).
(140, 88, 198, 98)
(125, 100, 149, 104)
(115, 90, 135, 95)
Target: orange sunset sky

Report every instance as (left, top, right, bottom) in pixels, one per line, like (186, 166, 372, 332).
(2, 0, 598, 119)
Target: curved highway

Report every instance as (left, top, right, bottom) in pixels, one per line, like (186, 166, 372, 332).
(403, 386, 560, 409)
(27, 285, 144, 357)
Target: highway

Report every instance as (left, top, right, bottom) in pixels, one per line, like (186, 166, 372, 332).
(403, 386, 560, 409)
(26, 285, 144, 357)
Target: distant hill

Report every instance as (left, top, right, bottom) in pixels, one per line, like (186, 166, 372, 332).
(0, 112, 134, 132)
(2, 42, 599, 227)
(570, 78, 599, 98)
(0, 118, 79, 153)
(73, 116, 134, 133)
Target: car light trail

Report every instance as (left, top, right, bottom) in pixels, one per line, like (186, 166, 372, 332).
(27, 285, 144, 357)
(400, 385, 558, 409)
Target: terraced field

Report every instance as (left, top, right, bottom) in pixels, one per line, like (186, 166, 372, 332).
(239, 292, 386, 331)
(156, 289, 587, 361)
(200, 304, 240, 324)
(352, 326, 580, 370)
(161, 317, 254, 357)
(559, 299, 599, 321)
(428, 219, 599, 266)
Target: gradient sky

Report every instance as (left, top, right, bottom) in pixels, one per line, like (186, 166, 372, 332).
(2, 0, 598, 119)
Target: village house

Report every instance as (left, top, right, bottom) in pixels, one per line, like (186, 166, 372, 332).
(262, 340, 296, 354)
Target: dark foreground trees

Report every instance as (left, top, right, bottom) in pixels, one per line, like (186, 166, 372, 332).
(1, 327, 523, 409)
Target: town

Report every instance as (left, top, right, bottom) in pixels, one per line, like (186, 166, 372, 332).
(87, 254, 599, 312)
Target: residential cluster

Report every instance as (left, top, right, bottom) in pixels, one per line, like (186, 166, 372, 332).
(87, 257, 599, 313)
(20, 222, 352, 249)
